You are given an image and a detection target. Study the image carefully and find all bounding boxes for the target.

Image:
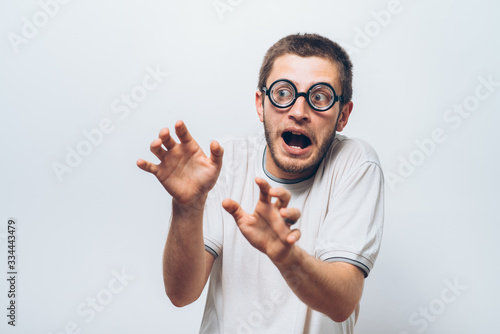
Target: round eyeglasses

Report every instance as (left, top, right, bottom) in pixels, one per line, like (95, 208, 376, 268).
(262, 79, 344, 112)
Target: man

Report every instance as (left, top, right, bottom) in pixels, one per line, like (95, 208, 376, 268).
(137, 33, 384, 333)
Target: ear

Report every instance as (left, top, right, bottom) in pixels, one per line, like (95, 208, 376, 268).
(336, 101, 353, 132)
(255, 91, 264, 122)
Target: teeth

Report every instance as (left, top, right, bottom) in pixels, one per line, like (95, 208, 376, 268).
(290, 131, 302, 135)
(290, 145, 302, 149)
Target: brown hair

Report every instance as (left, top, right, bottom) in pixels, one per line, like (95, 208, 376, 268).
(258, 33, 353, 103)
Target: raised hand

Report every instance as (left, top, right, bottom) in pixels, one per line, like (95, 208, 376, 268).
(137, 120, 224, 209)
(222, 178, 301, 264)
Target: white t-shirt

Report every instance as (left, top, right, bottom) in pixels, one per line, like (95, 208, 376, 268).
(200, 134, 384, 334)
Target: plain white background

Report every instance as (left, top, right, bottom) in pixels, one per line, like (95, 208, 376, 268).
(1, 0, 499, 333)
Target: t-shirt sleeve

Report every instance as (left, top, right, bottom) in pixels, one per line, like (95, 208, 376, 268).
(315, 161, 384, 277)
(203, 175, 226, 259)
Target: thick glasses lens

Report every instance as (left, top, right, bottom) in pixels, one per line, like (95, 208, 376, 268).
(309, 84, 334, 110)
(270, 81, 295, 107)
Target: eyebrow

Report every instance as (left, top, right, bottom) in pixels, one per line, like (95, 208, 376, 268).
(274, 78, 337, 91)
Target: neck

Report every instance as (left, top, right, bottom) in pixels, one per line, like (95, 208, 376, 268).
(263, 146, 318, 182)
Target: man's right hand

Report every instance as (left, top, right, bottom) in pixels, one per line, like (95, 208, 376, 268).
(137, 120, 224, 209)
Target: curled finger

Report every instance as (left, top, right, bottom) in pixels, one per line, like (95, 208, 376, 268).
(255, 177, 271, 203)
(280, 207, 301, 225)
(270, 187, 291, 208)
(287, 229, 301, 244)
(209, 140, 224, 167)
(137, 159, 159, 175)
(222, 198, 249, 225)
(175, 120, 194, 144)
(159, 128, 176, 150)
(150, 138, 166, 160)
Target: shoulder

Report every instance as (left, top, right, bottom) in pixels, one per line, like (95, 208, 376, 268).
(329, 134, 381, 166)
(216, 133, 265, 161)
(320, 135, 383, 185)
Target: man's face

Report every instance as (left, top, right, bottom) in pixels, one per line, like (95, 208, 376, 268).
(256, 54, 353, 180)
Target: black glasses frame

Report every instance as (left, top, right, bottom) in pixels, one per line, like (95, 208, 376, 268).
(262, 79, 344, 112)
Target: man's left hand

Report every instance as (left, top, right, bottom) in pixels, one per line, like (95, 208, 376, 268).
(222, 177, 301, 265)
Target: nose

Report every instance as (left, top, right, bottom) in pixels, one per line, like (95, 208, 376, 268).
(288, 95, 310, 122)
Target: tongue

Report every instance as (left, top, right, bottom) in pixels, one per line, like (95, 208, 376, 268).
(288, 134, 306, 149)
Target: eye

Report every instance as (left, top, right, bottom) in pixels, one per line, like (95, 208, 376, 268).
(277, 89, 292, 98)
(270, 80, 296, 107)
(313, 92, 327, 102)
(272, 83, 294, 105)
(310, 85, 334, 109)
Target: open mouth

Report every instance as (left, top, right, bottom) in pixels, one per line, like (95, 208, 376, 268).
(282, 131, 312, 150)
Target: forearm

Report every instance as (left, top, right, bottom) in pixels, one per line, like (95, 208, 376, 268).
(223, 178, 365, 321)
(163, 199, 209, 307)
(273, 246, 364, 322)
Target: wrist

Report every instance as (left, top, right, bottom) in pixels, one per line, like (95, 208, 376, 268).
(172, 196, 207, 220)
(272, 244, 302, 271)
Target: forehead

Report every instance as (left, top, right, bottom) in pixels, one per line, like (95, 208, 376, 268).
(267, 54, 341, 91)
